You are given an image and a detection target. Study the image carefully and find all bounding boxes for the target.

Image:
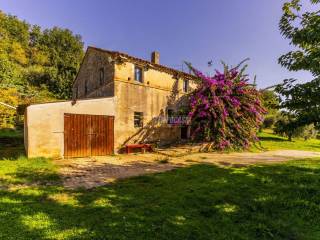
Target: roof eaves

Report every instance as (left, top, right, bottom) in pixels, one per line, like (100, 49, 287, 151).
(88, 46, 197, 80)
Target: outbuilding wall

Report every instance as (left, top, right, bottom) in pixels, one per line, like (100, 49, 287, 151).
(25, 97, 115, 158)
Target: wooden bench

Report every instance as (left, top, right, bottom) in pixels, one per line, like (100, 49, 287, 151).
(125, 144, 153, 154)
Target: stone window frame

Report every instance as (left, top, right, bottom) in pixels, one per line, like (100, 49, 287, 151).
(85, 80, 88, 95)
(99, 67, 105, 86)
(183, 79, 189, 93)
(134, 112, 143, 128)
(134, 65, 144, 83)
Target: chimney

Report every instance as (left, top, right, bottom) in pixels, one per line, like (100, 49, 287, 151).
(151, 51, 160, 64)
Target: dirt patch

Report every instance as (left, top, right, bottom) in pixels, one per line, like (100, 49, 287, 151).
(55, 150, 320, 189)
(55, 154, 181, 189)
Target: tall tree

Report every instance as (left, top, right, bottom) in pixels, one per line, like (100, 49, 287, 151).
(32, 27, 84, 99)
(0, 11, 84, 127)
(276, 0, 320, 128)
(0, 11, 84, 100)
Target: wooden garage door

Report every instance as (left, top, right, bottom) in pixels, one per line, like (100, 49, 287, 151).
(64, 113, 114, 158)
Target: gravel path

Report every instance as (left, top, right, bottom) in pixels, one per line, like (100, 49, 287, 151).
(55, 150, 320, 189)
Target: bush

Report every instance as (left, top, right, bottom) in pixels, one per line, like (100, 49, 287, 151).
(0, 88, 19, 128)
(262, 116, 276, 129)
(274, 114, 318, 141)
(187, 61, 266, 150)
(294, 124, 318, 140)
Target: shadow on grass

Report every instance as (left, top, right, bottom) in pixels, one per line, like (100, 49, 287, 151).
(0, 146, 26, 159)
(258, 136, 289, 142)
(253, 141, 268, 151)
(0, 132, 25, 160)
(12, 168, 61, 185)
(306, 144, 320, 149)
(1, 157, 320, 239)
(0, 157, 61, 189)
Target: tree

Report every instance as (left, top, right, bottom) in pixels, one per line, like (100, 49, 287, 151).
(0, 88, 19, 128)
(276, 0, 320, 128)
(0, 11, 84, 100)
(186, 61, 266, 151)
(274, 113, 318, 141)
(259, 89, 280, 129)
(36, 27, 84, 98)
(260, 89, 279, 115)
(273, 113, 297, 141)
(0, 11, 84, 128)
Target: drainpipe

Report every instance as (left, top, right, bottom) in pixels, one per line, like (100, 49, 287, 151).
(0, 102, 17, 110)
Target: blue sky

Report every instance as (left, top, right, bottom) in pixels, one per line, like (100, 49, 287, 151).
(0, 0, 314, 88)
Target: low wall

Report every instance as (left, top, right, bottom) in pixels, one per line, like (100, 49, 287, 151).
(25, 97, 115, 158)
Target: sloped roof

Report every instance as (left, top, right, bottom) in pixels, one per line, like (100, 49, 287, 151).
(88, 46, 197, 80)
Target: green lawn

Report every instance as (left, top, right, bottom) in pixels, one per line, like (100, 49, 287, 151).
(253, 130, 320, 152)
(1, 152, 320, 239)
(1, 129, 320, 239)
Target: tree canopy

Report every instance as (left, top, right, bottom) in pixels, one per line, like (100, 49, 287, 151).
(276, 0, 320, 128)
(0, 11, 84, 101)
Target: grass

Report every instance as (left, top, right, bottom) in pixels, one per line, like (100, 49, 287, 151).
(1, 147, 320, 239)
(0, 128, 25, 158)
(0, 128, 23, 138)
(1, 129, 320, 239)
(252, 130, 320, 152)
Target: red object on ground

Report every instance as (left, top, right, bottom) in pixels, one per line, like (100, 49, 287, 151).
(125, 144, 153, 154)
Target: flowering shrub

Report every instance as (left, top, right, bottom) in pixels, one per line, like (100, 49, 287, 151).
(187, 61, 266, 150)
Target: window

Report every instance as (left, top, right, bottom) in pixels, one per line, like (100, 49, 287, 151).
(74, 87, 78, 98)
(134, 112, 143, 128)
(99, 68, 104, 86)
(85, 80, 88, 95)
(183, 79, 189, 93)
(134, 66, 143, 83)
(167, 109, 174, 124)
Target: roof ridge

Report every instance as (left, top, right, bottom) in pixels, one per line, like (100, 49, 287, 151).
(87, 46, 196, 79)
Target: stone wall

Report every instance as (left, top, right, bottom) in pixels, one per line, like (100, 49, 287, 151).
(113, 61, 187, 149)
(72, 48, 115, 99)
(71, 48, 195, 152)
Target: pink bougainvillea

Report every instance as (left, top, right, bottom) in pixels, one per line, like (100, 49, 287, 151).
(187, 61, 266, 150)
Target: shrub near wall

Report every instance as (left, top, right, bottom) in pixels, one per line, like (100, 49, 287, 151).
(187, 62, 266, 150)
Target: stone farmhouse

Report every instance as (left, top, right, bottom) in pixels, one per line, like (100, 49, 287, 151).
(24, 46, 197, 158)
